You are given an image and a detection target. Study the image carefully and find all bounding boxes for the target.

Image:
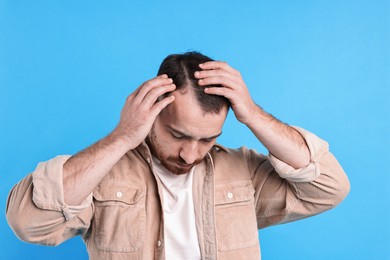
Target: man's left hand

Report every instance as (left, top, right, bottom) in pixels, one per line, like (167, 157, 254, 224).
(195, 61, 258, 125)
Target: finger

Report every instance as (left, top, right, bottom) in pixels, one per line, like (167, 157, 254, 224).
(150, 95, 175, 117)
(133, 74, 167, 95)
(142, 83, 176, 107)
(138, 76, 172, 99)
(194, 69, 228, 78)
(134, 74, 171, 98)
(199, 61, 240, 76)
(194, 69, 241, 83)
(204, 87, 234, 100)
(198, 76, 240, 90)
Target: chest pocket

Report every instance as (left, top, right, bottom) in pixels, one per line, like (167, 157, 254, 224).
(92, 183, 146, 253)
(215, 180, 259, 251)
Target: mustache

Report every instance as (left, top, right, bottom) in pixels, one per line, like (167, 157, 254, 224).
(167, 156, 202, 167)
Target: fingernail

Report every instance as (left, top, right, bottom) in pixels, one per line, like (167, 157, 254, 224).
(194, 71, 200, 77)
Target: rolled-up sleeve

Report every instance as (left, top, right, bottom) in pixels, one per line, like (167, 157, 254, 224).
(32, 155, 92, 221)
(6, 156, 93, 245)
(250, 127, 350, 229)
(268, 126, 329, 183)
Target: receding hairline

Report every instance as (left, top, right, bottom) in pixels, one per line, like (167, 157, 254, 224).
(169, 85, 229, 116)
(157, 51, 231, 114)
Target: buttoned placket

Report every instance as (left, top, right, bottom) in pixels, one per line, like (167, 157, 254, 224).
(139, 145, 166, 259)
(136, 143, 219, 260)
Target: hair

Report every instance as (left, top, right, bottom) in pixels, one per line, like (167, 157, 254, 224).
(157, 51, 231, 114)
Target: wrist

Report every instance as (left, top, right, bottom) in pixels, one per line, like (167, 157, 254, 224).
(108, 127, 138, 151)
(242, 104, 268, 128)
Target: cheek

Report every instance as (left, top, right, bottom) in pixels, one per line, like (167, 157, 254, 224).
(161, 139, 182, 156)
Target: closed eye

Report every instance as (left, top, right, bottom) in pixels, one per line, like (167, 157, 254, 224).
(201, 138, 215, 143)
(171, 132, 188, 140)
(167, 126, 222, 142)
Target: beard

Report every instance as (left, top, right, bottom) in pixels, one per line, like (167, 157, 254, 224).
(146, 127, 203, 175)
(159, 156, 196, 175)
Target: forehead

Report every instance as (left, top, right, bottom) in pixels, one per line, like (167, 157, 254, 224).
(159, 90, 227, 138)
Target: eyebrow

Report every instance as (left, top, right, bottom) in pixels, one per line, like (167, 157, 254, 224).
(167, 126, 222, 140)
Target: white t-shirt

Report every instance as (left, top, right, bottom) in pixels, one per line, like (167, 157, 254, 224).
(152, 157, 201, 260)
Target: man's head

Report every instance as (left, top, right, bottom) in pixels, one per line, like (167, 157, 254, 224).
(146, 52, 230, 174)
(157, 51, 231, 113)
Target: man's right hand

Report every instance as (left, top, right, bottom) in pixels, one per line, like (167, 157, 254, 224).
(113, 74, 176, 149)
(63, 75, 175, 205)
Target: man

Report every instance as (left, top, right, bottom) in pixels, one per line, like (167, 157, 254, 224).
(6, 52, 350, 259)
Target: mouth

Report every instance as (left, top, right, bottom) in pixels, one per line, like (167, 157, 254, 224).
(165, 161, 194, 174)
(167, 157, 192, 168)
(175, 162, 193, 170)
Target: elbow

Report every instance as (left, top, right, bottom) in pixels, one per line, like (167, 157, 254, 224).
(6, 181, 39, 244)
(6, 179, 64, 246)
(7, 209, 35, 244)
(332, 174, 351, 207)
(6, 207, 64, 246)
(6, 197, 39, 244)
(319, 152, 351, 208)
(321, 168, 351, 209)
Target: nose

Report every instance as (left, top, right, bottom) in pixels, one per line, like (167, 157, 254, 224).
(179, 141, 199, 165)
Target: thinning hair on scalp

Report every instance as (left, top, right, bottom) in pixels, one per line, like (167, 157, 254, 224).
(157, 51, 231, 114)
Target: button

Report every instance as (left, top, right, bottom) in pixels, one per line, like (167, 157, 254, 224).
(116, 191, 123, 198)
(227, 192, 233, 199)
(157, 240, 162, 247)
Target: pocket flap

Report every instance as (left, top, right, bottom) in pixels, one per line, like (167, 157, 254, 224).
(215, 181, 255, 205)
(93, 183, 145, 205)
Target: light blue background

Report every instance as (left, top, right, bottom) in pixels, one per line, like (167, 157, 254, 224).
(1, 1, 389, 259)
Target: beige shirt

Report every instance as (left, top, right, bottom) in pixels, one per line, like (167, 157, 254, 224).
(6, 127, 350, 260)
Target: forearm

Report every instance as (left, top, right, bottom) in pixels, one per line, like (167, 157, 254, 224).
(246, 105, 310, 169)
(6, 173, 93, 245)
(65, 75, 175, 205)
(63, 130, 133, 205)
(256, 150, 350, 228)
(195, 61, 310, 168)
